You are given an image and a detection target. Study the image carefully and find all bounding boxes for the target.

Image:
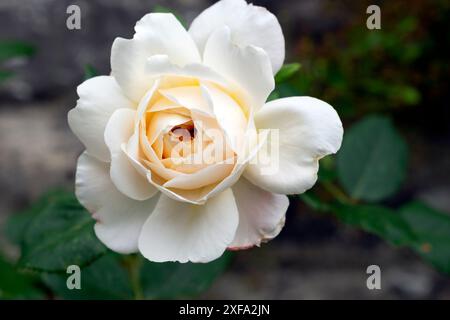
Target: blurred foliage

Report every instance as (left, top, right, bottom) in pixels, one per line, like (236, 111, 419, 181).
(0, 255, 44, 299)
(274, 63, 301, 84)
(4, 191, 232, 299)
(329, 201, 450, 274)
(290, 0, 450, 275)
(140, 252, 232, 299)
(0, 41, 35, 62)
(337, 115, 408, 202)
(274, 0, 449, 120)
(42, 254, 134, 300)
(40, 251, 232, 300)
(83, 64, 98, 80)
(0, 40, 36, 83)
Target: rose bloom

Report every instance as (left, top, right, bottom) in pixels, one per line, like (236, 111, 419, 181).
(68, 0, 343, 263)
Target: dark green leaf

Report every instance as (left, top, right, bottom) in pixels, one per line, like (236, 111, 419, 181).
(42, 254, 133, 300)
(140, 252, 233, 299)
(43, 251, 233, 300)
(337, 115, 408, 202)
(399, 202, 450, 274)
(17, 191, 107, 272)
(275, 63, 301, 83)
(298, 193, 330, 212)
(5, 190, 63, 245)
(83, 64, 97, 80)
(0, 41, 36, 62)
(330, 202, 450, 275)
(332, 203, 416, 246)
(318, 156, 337, 182)
(0, 70, 14, 82)
(267, 90, 280, 102)
(0, 255, 44, 299)
(398, 85, 421, 105)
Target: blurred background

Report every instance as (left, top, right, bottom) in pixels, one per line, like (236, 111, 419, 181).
(0, 0, 449, 299)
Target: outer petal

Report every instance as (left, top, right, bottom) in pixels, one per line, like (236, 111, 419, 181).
(203, 26, 275, 111)
(229, 178, 288, 249)
(245, 97, 343, 195)
(111, 13, 201, 102)
(68, 76, 134, 162)
(75, 152, 158, 254)
(138, 189, 239, 263)
(104, 108, 157, 200)
(189, 0, 285, 74)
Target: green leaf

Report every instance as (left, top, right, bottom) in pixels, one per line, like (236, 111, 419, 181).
(83, 64, 97, 80)
(318, 156, 337, 183)
(153, 5, 187, 28)
(43, 252, 232, 300)
(337, 115, 408, 202)
(399, 202, 450, 274)
(275, 63, 301, 83)
(42, 254, 133, 300)
(0, 70, 14, 82)
(298, 193, 330, 212)
(267, 90, 280, 101)
(5, 190, 62, 245)
(16, 191, 107, 272)
(0, 255, 44, 299)
(330, 202, 450, 275)
(140, 252, 233, 299)
(398, 85, 421, 105)
(332, 204, 416, 246)
(0, 41, 36, 62)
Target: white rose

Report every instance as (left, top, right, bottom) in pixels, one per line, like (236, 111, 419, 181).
(68, 0, 343, 263)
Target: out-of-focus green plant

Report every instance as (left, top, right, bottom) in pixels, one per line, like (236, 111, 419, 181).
(3, 189, 233, 299)
(274, 1, 449, 119)
(291, 0, 450, 274)
(0, 255, 44, 299)
(0, 40, 36, 83)
(83, 64, 98, 80)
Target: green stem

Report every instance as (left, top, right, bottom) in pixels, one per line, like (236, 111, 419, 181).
(126, 255, 144, 300)
(322, 181, 356, 205)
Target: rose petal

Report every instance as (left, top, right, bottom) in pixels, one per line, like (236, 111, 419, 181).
(145, 124, 267, 204)
(146, 111, 190, 145)
(203, 26, 274, 111)
(104, 108, 157, 200)
(163, 160, 234, 190)
(189, 0, 285, 74)
(75, 152, 158, 254)
(201, 82, 247, 153)
(145, 54, 230, 89)
(68, 76, 134, 162)
(245, 97, 343, 194)
(138, 189, 239, 263)
(111, 13, 201, 102)
(229, 178, 288, 249)
(159, 86, 213, 115)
